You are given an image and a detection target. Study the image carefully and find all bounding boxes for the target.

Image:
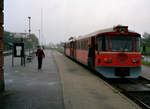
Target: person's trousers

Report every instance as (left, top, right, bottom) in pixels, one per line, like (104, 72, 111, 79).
(38, 58, 43, 69)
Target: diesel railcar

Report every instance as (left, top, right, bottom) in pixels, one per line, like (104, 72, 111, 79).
(64, 25, 141, 78)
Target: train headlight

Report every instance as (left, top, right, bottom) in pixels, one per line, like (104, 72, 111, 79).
(132, 59, 136, 63)
(104, 58, 112, 63)
(132, 59, 139, 63)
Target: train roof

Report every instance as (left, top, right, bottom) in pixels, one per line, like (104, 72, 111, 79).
(77, 25, 140, 40)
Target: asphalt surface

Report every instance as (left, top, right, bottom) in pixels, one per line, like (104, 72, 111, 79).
(0, 50, 64, 109)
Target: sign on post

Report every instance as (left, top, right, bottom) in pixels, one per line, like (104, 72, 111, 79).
(12, 43, 25, 67)
(13, 43, 24, 57)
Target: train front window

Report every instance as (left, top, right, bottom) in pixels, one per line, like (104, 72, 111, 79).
(110, 36, 140, 52)
(110, 36, 132, 52)
(134, 37, 140, 52)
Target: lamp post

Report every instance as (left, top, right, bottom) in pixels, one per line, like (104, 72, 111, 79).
(28, 16, 31, 55)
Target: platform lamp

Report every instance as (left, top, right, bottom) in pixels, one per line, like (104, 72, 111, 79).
(28, 16, 32, 55)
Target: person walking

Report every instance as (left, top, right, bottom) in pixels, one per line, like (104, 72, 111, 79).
(36, 45, 45, 69)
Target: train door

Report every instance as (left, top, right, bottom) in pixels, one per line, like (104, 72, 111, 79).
(64, 43, 66, 55)
(88, 37, 95, 69)
(73, 41, 76, 59)
(70, 42, 74, 58)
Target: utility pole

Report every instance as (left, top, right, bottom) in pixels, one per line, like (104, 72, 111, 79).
(41, 8, 43, 46)
(38, 29, 40, 45)
(0, 0, 4, 91)
(28, 16, 31, 55)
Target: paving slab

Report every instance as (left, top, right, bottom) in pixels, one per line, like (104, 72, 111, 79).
(142, 65, 150, 80)
(53, 51, 141, 109)
(0, 50, 64, 109)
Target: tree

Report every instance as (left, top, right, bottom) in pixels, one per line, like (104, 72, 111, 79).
(4, 31, 39, 51)
(141, 32, 150, 55)
(142, 32, 150, 47)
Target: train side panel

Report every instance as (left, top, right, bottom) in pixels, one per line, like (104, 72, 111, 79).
(76, 49, 88, 65)
(65, 48, 70, 56)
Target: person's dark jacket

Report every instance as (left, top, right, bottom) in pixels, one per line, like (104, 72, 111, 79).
(36, 48, 45, 58)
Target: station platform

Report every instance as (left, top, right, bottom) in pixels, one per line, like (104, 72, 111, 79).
(1, 50, 64, 109)
(0, 50, 141, 109)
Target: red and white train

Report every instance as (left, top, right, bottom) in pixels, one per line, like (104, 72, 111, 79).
(64, 25, 141, 78)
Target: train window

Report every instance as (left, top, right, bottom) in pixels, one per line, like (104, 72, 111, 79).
(87, 40, 90, 47)
(79, 41, 80, 49)
(110, 36, 132, 52)
(97, 37, 102, 51)
(86, 40, 87, 49)
(82, 41, 84, 49)
(82, 41, 83, 49)
(80, 41, 81, 49)
(105, 36, 108, 51)
(96, 36, 108, 51)
(74, 42, 75, 48)
(83, 41, 84, 49)
(134, 37, 140, 52)
(84, 40, 85, 49)
(85, 40, 86, 49)
(82, 40, 84, 49)
(76, 42, 77, 49)
(87, 40, 88, 48)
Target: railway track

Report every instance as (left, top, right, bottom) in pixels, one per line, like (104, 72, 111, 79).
(107, 77, 150, 109)
(61, 52, 150, 108)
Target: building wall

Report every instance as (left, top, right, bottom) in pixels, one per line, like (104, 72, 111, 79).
(0, 0, 4, 92)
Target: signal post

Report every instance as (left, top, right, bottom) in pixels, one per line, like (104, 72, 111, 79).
(0, 0, 4, 91)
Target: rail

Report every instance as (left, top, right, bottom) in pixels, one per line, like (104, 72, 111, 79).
(126, 93, 150, 109)
(107, 77, 150, 109)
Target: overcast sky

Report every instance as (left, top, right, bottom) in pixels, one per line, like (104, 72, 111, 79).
(4, 0, 150, 44)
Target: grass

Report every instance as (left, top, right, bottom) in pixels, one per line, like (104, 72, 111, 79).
(142, 61, 150, 66)
(142, 47, 150, 56)
(52, 48, 64, 54)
